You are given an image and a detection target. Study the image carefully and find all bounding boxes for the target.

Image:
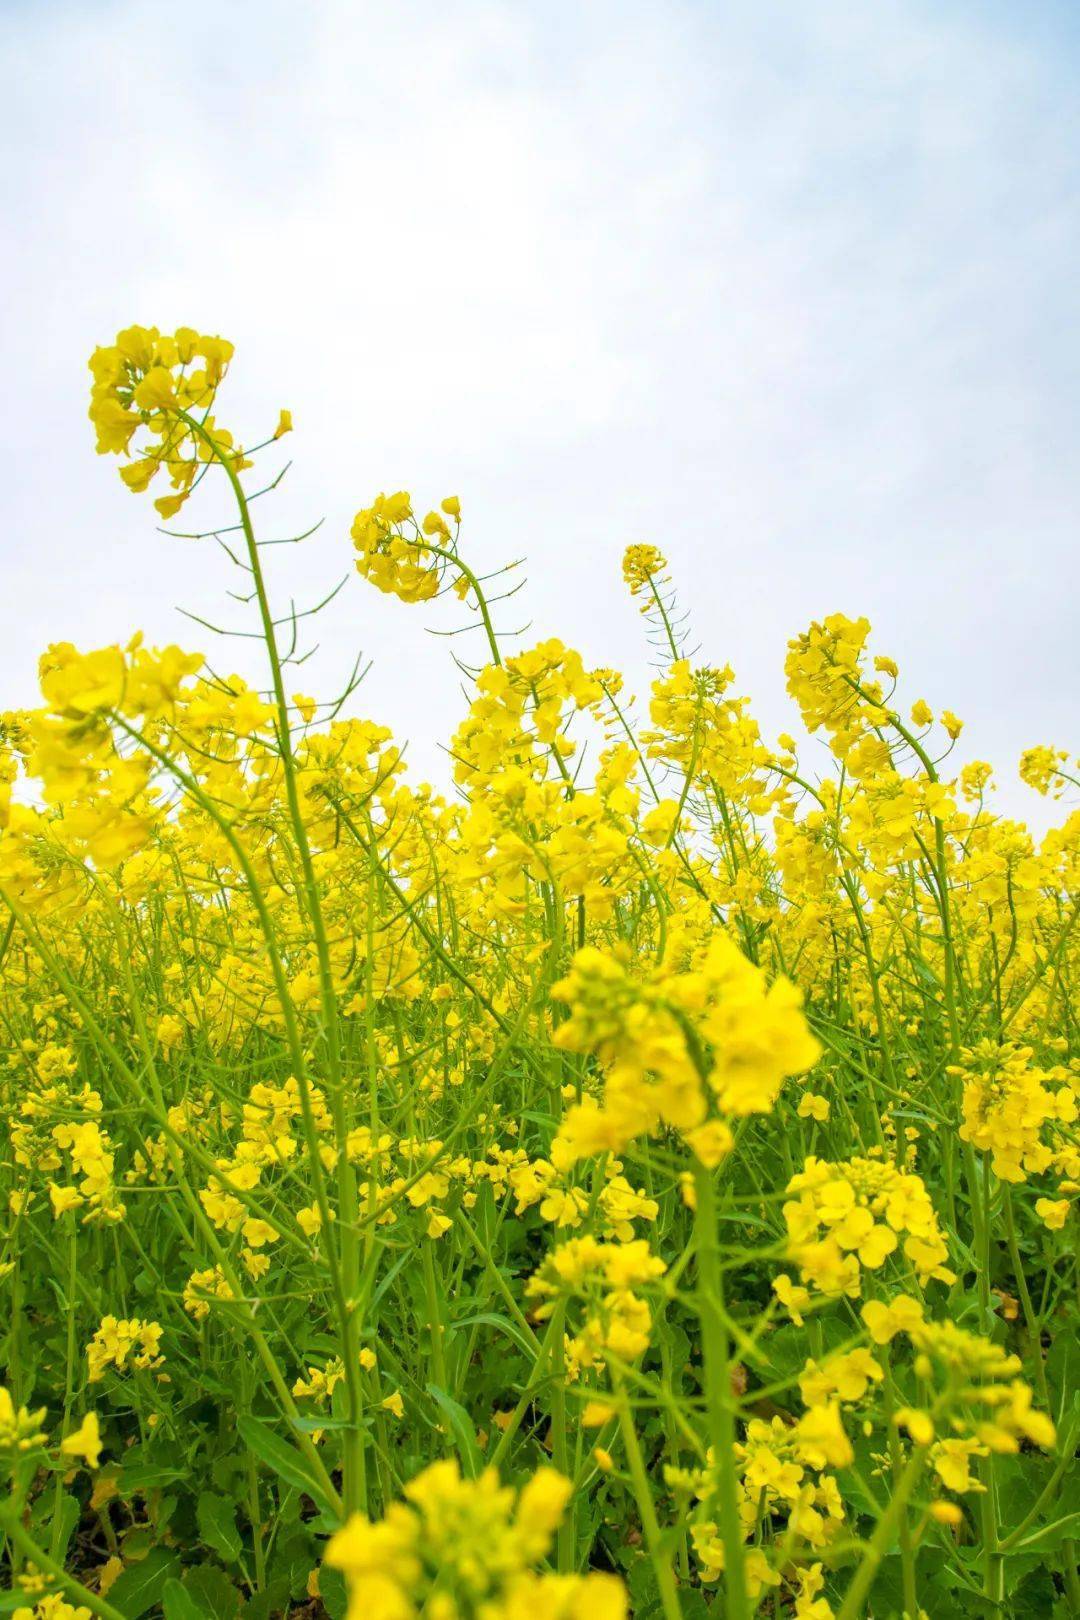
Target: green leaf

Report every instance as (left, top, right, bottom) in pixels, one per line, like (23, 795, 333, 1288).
(120, 1526, 157, 1563)
(196, 1491, 242, 1564)
(996, 1452, 1051, 1530)
(107, 1548, 183, 1618)
(427, 1384, 482, 1479)
(370, 1247, 414, 1309)
(1012, 1512, 1080, 1553)
(1008, 1564, 1063, 1616)
(319, 1565, 348, 1620)
(119, 1462, 187, 1494)
(448, 1310, 538, 1361)
(29, 1490, 80, 1561)
(163, 1578, 211, 1620)
(292, 1413, 351, 1433)
(1048, 1334, 1080, 1416)
(54, 1491, 82, 1561)
(237, 1415, 334, 1511)
(239, 1575, 290, 1619)
(268, 1526, 317, 1600)
(182, 1564, 241, 1617)
(674, 1594, 712, 1620)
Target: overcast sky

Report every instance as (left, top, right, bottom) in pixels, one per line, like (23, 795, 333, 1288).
(2, 0, 1077, 826)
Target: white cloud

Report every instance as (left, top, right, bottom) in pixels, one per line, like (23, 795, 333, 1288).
(1, 0, 1076, 825)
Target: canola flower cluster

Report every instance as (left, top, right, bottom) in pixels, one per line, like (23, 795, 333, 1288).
(324, 1461, 624, 1620)
(87, 325, 249, 522)
(0, 327, 1076, 1620)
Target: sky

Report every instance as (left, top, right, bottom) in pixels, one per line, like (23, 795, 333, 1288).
(1, 0, 1077, 827)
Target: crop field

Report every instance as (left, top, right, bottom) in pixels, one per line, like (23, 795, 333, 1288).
(0, 326, 1077, 1619)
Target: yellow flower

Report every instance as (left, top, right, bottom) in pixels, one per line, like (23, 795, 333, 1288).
(1019, 744, 1069, 796)
(324, 1461, 624, 1620)
(853, 1223, 898, 1268)
(87, 1317, 163, 1382)
(155, 1014, 185, 1054)
(622, 544, 667, 596)
(1035, 1197, 1070, 1229)
(132, 365, 177, 411)
(242, 1218, 278, 1249)
(894, 1406, 934, 1446)
(49, 1184, 84, 1218)
(61, 1411, 103, 1467)
(772, 1273, 812, 1325)
(931, 1437, 987, 1494)
(683, 1120, 735, 1168)
(797, 1092, 830, 1122)
(861, 1294, 924, 1345)
(799, 1348, 883, 1405)
(795, 1401, 853, 1469)
(88, 326, 237, 519)
(0, 1386, 48, 1452)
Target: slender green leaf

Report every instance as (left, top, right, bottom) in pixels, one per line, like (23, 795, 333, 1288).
(237, 1415, 334, 1510)
(427, 1383, 482, 1478)
(448, 1310, 537, 1361)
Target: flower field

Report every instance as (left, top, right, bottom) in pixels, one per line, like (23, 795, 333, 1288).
(0, 326, 1077, 1619)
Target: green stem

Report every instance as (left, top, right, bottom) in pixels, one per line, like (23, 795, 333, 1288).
(49, 1216, 79, 1559)
(1002, 1187, 1051, 1409)
(549, 1302, 573, 1572)
(615, 1380, 683, 1620)
(421, 1236, 448, 1393)
(883, 1360, 918, 1619)
(181, 410, 366, 1514)
(836, 1449, 926, 1620)
(422, 540, 503, 668)
(247, 1448, 267, 1590)
(693, 1160, 749, 1620)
